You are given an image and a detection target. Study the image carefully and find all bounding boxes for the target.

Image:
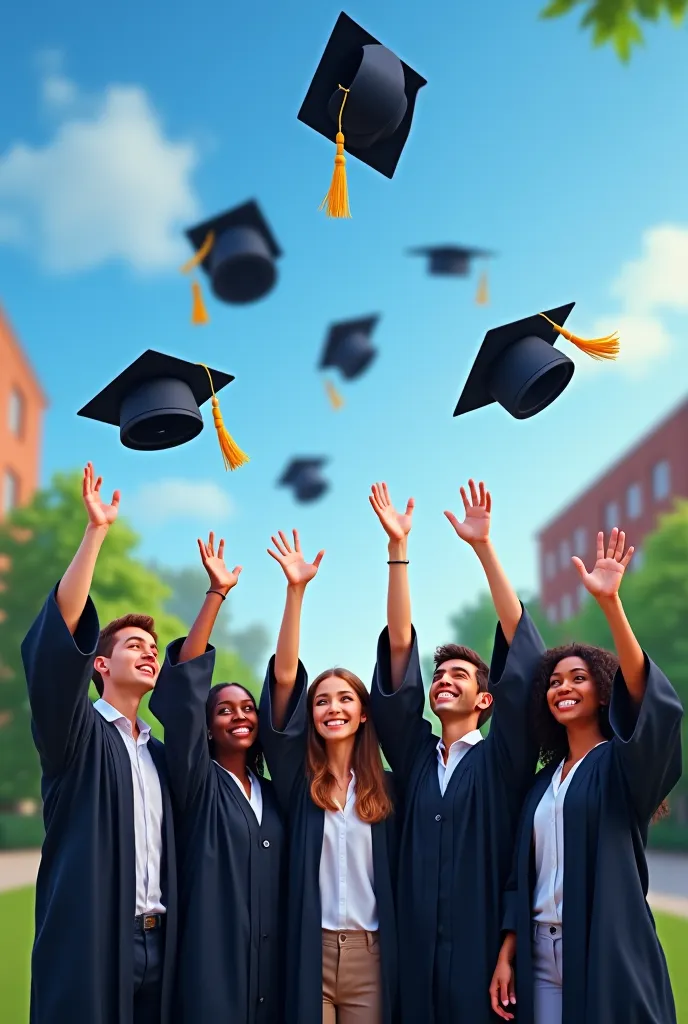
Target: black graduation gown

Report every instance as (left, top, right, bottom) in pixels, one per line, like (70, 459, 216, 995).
(149, 640, 286, 1024)
(502, 653, 684, 1024)
(370, 608, 545, 1024)
(258, 657, 400, 1024)
(21, 585, 178, 1024)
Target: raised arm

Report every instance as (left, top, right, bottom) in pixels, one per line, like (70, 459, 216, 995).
(444, 480, 521, 645)
(369, 482, 414, 691)
(267, 529, 324, 729)
(178, 532, 242, 664)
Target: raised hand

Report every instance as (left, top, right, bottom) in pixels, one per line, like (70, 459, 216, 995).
(267, 529, 325, 588)
(572, 528, 634, 600)
(198, 532, 242, 594)
(369, 482, 415, 542)
(82, 462, 120, 529)
(444, 479, 491, 545)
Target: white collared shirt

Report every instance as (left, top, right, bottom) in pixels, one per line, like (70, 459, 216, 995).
(93, 699, 165, 916)
(214, 762, 263, 825)
(436, 729, 484, 796)
(532, 742, 608, 924)
(319, 772, 378, 932)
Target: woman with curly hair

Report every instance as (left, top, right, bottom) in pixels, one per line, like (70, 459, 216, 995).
(490, 527, 683, 1024)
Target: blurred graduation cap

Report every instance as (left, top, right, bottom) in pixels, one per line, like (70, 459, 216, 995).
(77, 350, 249, 469)
(180, 200, 282, 324)
(408, 245, 496, 304)
(297, 11, 427, 217)
(278, 458, 330, 503)
(318, 314, 380, 409)
(454, 304, 620, 421)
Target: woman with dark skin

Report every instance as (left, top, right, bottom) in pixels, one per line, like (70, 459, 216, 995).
(489, 528, 683, 1024)
(149, 533, 285, 1024)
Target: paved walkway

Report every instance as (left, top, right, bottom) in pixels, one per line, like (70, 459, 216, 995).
(1, 849, 687, 916)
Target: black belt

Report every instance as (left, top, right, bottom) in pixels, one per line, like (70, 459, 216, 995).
(134, 913, 165, 931)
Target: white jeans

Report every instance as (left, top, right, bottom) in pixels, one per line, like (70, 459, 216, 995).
(532, 922, 563, 1024)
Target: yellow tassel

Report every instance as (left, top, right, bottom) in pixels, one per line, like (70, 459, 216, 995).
(475, 271, 489, 306)
(180, 231, 215, 274)
(197, 363, 249, 471)
(319, 87, 351, 219)
(538, 313, 620, 361)
(325, 379, 345, 410)
(191, 280, 209, 325)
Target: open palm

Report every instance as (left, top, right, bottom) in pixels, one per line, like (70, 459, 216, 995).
(267, 529, 325, 587)
(198, 532, 242, 591)
(369, 482, 414, 542)
(82, 462, 120, 528)
(444, 479, 491, 544)
(572, 528, 634, 599)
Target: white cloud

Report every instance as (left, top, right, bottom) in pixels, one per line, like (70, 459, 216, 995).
(130, 479, 233, 525)
(0, 58, 201, 272)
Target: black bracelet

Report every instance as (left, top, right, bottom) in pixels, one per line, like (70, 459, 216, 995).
(387, 560, 410, 565)
(206, 589, 227, 600)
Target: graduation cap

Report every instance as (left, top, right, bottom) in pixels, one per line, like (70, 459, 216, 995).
(408, 245, 496, 304)
(77, 350, 249, 469)
(180, 200, 282, 324)
(278, 458, 330, 503)
(454, 304, 620, 421)
(318, 315, 380, 409)
(297, 11, 427, 217)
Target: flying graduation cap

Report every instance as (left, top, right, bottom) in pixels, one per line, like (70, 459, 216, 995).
(77, 350, 249, 470)
(408, 245, 496, 304)
(298, 11, 427, 218)
(454, 303, 620, 421)
(278, 458, 330, 503)
(318, 314, 380, 409)
(180, 200, 282, 324)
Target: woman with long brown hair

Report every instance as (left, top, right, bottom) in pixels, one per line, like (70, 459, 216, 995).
(259, 529, 398, 1024)
(489, 527, 683, 1024)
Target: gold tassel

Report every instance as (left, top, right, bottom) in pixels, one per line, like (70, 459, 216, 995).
(538, 313, 620, 361)
(197, 363, 249, 471)
(325, 378, 345, 410)
(475, 271, 489, 306)
(181, 231, 215, 326)
(319, 87, 351, 219)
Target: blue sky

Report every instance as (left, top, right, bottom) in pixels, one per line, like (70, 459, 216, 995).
(1, 0, 688, 680)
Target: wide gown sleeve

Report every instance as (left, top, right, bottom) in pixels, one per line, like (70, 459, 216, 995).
(610, 652, 684, 822)
(258, 654, 309, 814)
(21, 582, 100, 775)
(148, 638, 216, 810)
(370, 625, 434, 785)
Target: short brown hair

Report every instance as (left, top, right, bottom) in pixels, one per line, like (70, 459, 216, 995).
(92, 614, 158, 697)
(432, 643, 492, 728)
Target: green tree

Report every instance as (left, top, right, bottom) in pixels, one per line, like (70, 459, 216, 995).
(540, 0, 687, 61)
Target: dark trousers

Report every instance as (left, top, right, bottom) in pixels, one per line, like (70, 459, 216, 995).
(133, 919, 165, 1024)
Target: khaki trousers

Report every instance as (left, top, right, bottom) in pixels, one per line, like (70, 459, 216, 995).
(322, 929, 382, 1024)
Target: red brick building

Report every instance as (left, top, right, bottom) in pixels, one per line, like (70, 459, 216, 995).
(536, 397, 688, 624)
(0, 304, 47, 520)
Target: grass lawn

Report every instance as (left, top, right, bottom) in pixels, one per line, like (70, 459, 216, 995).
(0, 886, 687, 1022)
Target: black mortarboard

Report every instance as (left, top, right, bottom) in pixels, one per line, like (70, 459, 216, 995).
(319, 315, 380, 380)
(278, 458, 330, 503)
(408, 245, 495, 277)
(180, 200, 282, 322)
(298, 11, 427, 216)
(77, 350, 249, 468)
(454, 304, 620, 420)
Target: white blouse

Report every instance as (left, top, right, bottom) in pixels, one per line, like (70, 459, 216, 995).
(214, 762, 263, 825)
(319, 772, 378, 932)
(532, 743, 608, 923)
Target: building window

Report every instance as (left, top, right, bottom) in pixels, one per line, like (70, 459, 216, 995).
(627, 483, 642, 520)
(559, 539, 570, 569)
(545, 552, 556, 580)
(561, 593, 573, 620)
(3, 470, 19, 515)
(547, 605, 558, 624)
(652, 460, 670, 502)
(578, 584, 589, 607)
(8, 387, 24, 438)
(631, 547, 644, 572)
(573, 527, 587, 557)
(605, 501, 619, 533)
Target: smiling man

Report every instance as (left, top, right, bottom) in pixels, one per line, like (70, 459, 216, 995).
(21, 463, 195, 1024)
(368, 479, 546, 1024)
